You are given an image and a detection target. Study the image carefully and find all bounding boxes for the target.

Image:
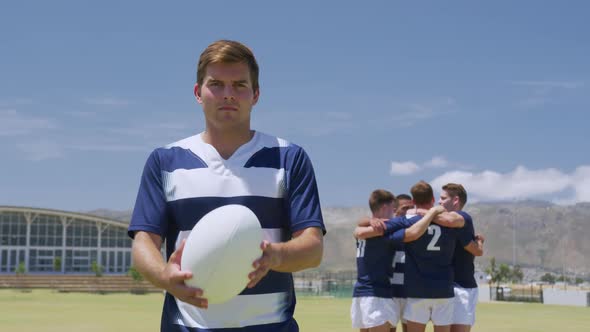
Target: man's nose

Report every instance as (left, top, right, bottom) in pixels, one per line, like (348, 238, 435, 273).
(223, 86, 236, 100)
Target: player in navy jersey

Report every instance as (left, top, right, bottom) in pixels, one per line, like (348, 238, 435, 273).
(437, 184, 484, 332)
(356, 182, 465, 332)
(400, 181, 459, 332)
(128, 40, 325, 332)
(395, 194, 413, 217)
(351, 190, 447, 332)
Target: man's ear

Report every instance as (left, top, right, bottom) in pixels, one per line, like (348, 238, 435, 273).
(194, 84, 202, 104)
(252, 88, 260, 106)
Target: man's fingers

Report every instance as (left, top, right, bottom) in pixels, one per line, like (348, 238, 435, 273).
(170, 239, 187, 263)
(247, 260, 271, 288)
(247, 269, 267, 288)
(169, 270, 193, 282)
(186, 298, 209, 309)
(179, 294, 208, 309)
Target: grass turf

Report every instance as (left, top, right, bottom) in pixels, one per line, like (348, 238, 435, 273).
(0, 290, 588, 331)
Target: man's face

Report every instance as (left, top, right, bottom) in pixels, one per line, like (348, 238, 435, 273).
(195, 62, 259, 132)
(395, 199, 412, 216)
(377, 201, 396, 219)
(439, 190, 458, 211)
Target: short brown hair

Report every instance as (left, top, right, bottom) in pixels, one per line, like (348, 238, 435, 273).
(410, 181, 434, 205)
(369, 189, 395, 214)
(196, 40, 260, 92)
(442, 183, 467, 209)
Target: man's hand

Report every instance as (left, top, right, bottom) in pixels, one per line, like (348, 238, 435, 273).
(431, 205, 446, 214)
(369, 217, 388, 233)
(247, 240, 281, 289)
(160, 240, 209, 309)
(414, 207, 431, 216)
(475, 233, 485, 244)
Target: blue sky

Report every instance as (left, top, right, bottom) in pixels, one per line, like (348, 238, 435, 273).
(1, 1, 589, 211)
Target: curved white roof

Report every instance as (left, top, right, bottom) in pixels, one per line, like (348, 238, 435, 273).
(0, 206, 129, 229)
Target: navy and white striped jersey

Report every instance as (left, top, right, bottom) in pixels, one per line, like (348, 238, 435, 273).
(128, 131, 325, 332)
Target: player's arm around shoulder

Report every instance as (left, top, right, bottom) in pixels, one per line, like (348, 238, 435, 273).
(132, 231, 208, 308)
(433, 211, 465, 228)
(403, 205, 446, 242)
(247, 226, 324, 288)
(353, 217, 388, 239)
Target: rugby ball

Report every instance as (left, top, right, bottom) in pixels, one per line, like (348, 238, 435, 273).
(181, 204, 263, 304)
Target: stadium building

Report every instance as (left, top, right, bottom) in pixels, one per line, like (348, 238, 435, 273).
(0, 206, 132, 274)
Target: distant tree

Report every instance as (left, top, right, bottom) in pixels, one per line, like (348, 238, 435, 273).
(15, 262, 26, 275)
(556, 275, 571, 283)
(541, 273, 556, 284)
(128, 266, 144, 283)
(485, 257, 499, 285)
(128, 266, 146, 294)
(498, 264, 511, 283)
(510, 265, 524, 283)
(486, 257, 511, 299)
(575, 277, 584, 285)
(91, 261, 103, 277)
(53, 257, 62, 272)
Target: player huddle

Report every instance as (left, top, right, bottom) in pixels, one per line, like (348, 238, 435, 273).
(351, 181, 485, 332)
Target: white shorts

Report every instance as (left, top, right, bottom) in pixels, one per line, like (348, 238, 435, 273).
(351, 297, 401, 329)
(403, 297, 454, 326)
(452, 286, 478, 325)
(393, 297, 407, 323)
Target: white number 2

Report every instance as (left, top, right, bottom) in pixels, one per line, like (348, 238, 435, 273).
(356, 240, 366, 257)
(427, 225, 441, 251)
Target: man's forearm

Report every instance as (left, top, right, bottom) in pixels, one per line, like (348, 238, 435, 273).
(433, 212, 465, 228)
(357, 216, 371, 226)
(404, 206, 444, 242)
(354, 226, 383, 240)
(271, 227, 323, 273)
(132, 231, 167, 289)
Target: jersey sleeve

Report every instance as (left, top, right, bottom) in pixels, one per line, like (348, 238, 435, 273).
(286, 147, 326, 235)
(384, 228, 406, 244)
(384, 216, 413, 235)
(456, 211, 475, 247)
(127, 149, 169, 239)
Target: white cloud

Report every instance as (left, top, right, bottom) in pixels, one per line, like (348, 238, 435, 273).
(572, 166, 590, 202)
(0, 98, 34, 107)
(389, 98, 457, 128)
(16, 140, 64, 161)
(390, 161, 420, 175)
(253, 111, 356, 137)
(69, 143, 147, 152)
(390, 156, 452, 175)
(83, 97, 133, 106)
(511, 80, 584, 89)
(424, 156, 449, 168)
(390, 104, 438, 127)
(16, 140, 148, 161)
(430, 165, 590, 204)
(0, 109, 58, 136)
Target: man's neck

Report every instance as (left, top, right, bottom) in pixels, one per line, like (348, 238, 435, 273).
(407, 204, 433, 215)
(202, 128, 254, 160)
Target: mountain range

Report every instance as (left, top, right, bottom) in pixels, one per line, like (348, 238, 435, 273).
(87, 201, 590, 279)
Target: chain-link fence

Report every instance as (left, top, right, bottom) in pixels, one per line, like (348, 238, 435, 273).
(294, 270, 355, 298)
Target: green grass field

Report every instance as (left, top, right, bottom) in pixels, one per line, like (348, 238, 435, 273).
(1, 290, 588, 331)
